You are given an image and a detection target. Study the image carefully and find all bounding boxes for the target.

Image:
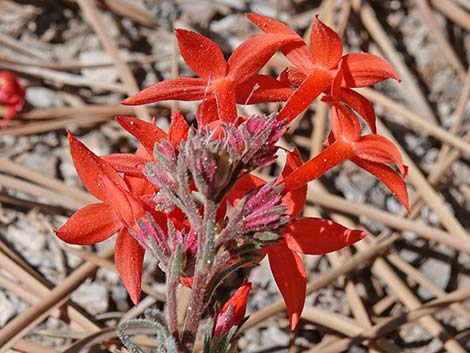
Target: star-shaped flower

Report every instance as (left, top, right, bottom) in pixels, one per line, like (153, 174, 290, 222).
(56, 133, 166, 304)
(247, 13, 399, 129)
(283, 98, 409, 210)
(122, 28, 301, 123)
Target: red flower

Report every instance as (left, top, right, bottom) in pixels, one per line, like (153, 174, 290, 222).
(283, 98, 409, 211)
(103, 113, 191, 229)
(269, 218, 366, 330)
(247, 13, 399, 127)
(122, 29, 300, 123)
(55, 133, 160, 304)
(226, 149, 365, 329)
(103, 112, 189, 177)
(214, 279, 252, 336)
(0, 71, 25, 128)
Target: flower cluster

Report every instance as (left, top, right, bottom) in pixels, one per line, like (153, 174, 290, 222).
(55, 13, 408, 353)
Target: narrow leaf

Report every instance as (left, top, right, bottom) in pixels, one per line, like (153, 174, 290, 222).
(280, 148, 306, 217)
(103, 153, 148, 176)
(236, 74, 293, 104)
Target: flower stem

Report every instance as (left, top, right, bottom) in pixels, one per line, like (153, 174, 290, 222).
(180, 198, 218, 352)
(283, 139, 352, 192)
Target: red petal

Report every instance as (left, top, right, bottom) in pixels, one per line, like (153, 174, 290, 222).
(213, 78, 238, 122)
(280, 66, 308, 86)
(277, 67, 332, 121)
(168, 111, 189, 147)
(116, 116, 166, 155)
(283, 139, 353, 192)
(227, 33, 302, 83)
(68, 132, 129, 200)
(115, 228, 145, 304)
(236, 74, 293, 104)
(268, 242, 306, 330)
(310, 16, 343, 69)
(338, 88, 377, 133)
(352, 158, 409, 211)
(196, 98, 219, 126)
(215, 279, 252, 335)
(352, 134, 407, 176)
(340, 53, 400, 87)
(100, 176, 146, 231)
(246, 13, 313, 73)
(284, 217, 366, 255)
(103, 153, 148, 176)
(55, 203, 119, 245)
(122, 78, 208, 105)
(323, 98, 362, 141)
(282, 148, 304, 177)
(125, 175, 155, 196)
(281, 148, 306, 217)
(175, 29, 227, 79)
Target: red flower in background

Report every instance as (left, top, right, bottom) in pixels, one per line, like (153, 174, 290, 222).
(56, 133, 165, 304)
(0, 71, 25, 128)
(247, 13, 399, 128)
(123, 28, 300, 124)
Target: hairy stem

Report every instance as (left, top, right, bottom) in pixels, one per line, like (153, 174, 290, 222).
(180, 198, 218, 352)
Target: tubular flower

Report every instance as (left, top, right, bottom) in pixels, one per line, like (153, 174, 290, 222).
(247, 13, 399, 126)
(283, 98, 409, 210)
(122, 28, 301, 123)
(0, 71, 25, 128)
(55, 133, 165, 304)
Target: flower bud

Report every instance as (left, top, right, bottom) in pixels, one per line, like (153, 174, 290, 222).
(214, 279, 252, 336)
(0, 71, 25, 128)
